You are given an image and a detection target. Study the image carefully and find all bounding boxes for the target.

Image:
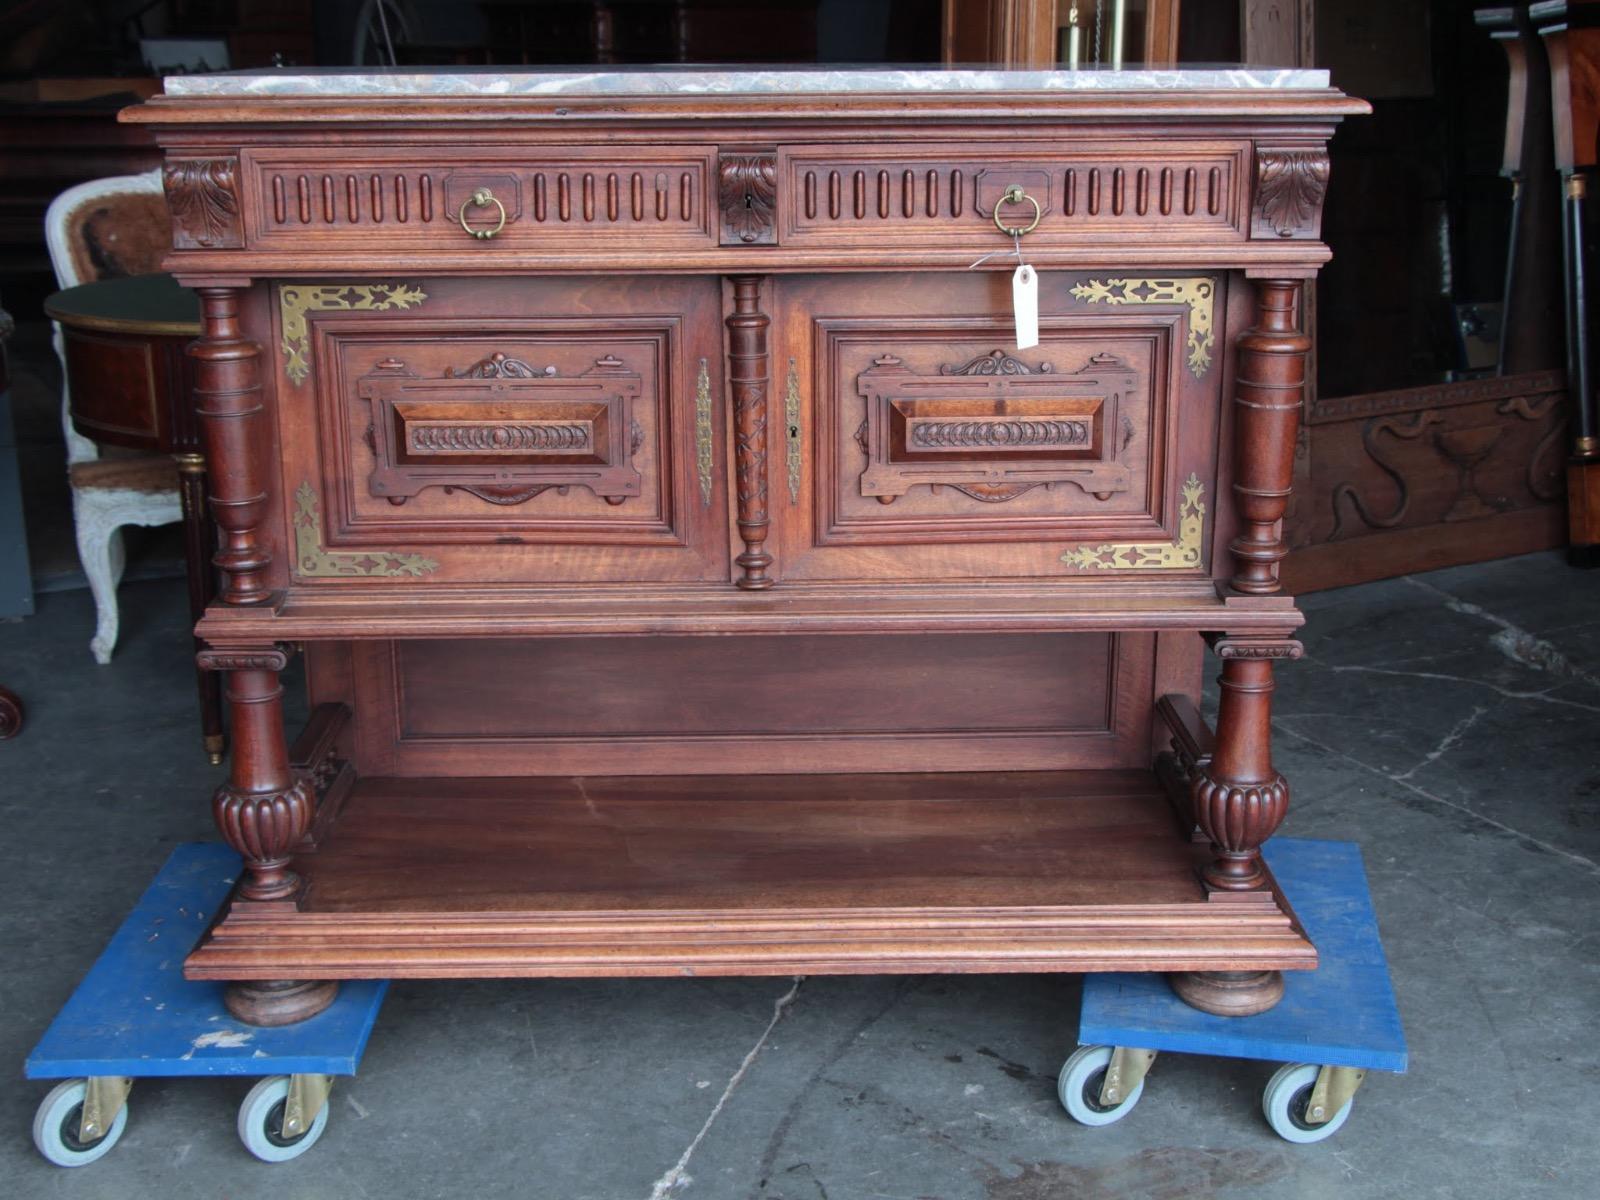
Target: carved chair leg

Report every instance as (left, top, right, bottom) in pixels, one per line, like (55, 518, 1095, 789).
(74, 507, 124, 666)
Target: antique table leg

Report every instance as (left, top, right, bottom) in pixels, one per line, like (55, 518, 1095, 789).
(1173, 277, 1308, 1017)
(191, 287, 335, 1026)
(174, 450, 225, 763)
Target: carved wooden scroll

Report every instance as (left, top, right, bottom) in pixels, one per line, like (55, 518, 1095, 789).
(854, 349, 1137, 505)
(358, 353, 644, 507)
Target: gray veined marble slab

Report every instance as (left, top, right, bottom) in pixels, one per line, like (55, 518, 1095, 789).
(163, 66, 1331, 98)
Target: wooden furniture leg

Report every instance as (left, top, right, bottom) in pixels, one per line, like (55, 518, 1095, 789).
(1173, 276, 1308, 1017)
(174, 450, 225, 762)
(191, 287, 334, 1026)
(202, 651, 334, 1026)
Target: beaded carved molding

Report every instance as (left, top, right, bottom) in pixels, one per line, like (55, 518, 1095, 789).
(279, 283, 428, 385)
(1060, 474, 1206, 570)
(1069, 277, 1216, 378)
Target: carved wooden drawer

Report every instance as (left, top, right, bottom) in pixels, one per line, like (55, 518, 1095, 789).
(769, 271, 1229, 581)
(236, 146, 719, 251)
(777, 141, 1253, 248)
(273, 276, 730, 584)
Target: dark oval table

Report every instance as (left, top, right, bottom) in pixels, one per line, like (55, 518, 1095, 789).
(44, 273, 221, 762)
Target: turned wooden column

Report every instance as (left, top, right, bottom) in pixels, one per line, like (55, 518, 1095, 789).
(190, 288, 334, 1026)
(1205, 279, 1309, 888)
(1191, 639, 1299, 891)
(727, 275, 774, 589)
(1228, 277, 1307, 595)
(1170, 636, 1304, 1017)
(203, 650, 314, 903)
(189, 287, 273, 606)
(1173, 277, 1311, 1019)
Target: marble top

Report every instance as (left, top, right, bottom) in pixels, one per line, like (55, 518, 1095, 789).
(163, 66, 1331, 98)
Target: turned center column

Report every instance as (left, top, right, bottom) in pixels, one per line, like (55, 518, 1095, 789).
(727, 275, 774, 590)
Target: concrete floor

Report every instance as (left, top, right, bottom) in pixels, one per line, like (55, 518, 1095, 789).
(2, 554, 1598, 1199)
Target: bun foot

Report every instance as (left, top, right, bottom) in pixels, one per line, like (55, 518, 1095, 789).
(225, 979, 338, 1027)
(1170, 969, 1284, 1016)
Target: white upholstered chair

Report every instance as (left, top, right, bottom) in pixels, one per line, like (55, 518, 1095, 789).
(44, 169, 183, 664)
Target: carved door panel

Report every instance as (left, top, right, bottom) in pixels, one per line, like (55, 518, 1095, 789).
(769, 271, 1228, 582)
(273, 275, 730, 585)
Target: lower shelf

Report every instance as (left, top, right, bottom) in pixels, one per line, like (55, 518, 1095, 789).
(186, 770, 1317, 980)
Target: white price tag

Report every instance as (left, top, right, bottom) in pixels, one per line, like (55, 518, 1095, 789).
(1012, 264, 1039, 350)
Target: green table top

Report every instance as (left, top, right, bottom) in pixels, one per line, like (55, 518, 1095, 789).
(44, 273, 200, 336)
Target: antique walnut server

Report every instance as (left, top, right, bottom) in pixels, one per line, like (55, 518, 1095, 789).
(123, 68, 1366, 1026)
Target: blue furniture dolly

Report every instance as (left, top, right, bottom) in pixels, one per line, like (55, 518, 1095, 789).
(1059, 838, 1408, 1142)
(25, 843, 387, 1165)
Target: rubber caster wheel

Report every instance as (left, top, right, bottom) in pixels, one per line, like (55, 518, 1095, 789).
(1058, 1045, 1144, 1126)
(32, 1079, 127, 1166)
(238, 1076, 329, 1162)
(1262, 1063, 1353, 1143)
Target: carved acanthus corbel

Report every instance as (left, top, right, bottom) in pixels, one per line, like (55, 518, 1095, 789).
(1251, 147, 1330, 240)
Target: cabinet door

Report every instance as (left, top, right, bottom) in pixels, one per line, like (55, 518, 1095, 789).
(770, 271, 1228, 582)
(273, 276, 730, 585)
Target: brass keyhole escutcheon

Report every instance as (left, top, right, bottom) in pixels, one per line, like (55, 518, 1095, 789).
(457, 188, 508, 240)
(993, 184, 1042, 238)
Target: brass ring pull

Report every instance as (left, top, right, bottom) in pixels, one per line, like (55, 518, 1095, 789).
(992, 185, 1042, 237)
(457, 188, 507, 240)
